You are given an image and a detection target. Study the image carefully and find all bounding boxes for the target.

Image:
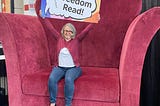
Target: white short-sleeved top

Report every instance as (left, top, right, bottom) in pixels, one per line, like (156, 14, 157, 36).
(58, 47, 75, 67)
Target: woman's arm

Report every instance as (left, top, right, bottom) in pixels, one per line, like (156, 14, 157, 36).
(77, 23, 95, 41)
(42, 19, 60, 40)
(39, 10, 60, 40)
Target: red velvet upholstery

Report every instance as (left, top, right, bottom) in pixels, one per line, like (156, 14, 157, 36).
(22, 67, 119, 102)
(119, 7, 160, 106)
(1, 0, 160, 106)
(35, 0, 142, 68)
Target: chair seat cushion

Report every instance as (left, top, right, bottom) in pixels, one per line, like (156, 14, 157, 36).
(22, 67, 119, 102)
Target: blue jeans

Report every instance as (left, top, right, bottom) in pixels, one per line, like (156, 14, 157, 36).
(48, 66, 82, 106)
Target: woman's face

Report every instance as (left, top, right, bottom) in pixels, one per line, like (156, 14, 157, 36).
(63, 26, 73, 41)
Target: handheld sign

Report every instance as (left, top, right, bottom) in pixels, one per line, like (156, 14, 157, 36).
(41, 0, 101, 23)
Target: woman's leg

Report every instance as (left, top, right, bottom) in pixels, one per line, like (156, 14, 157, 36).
(48, 67, 65, 104)
(64, 67, 82, 106)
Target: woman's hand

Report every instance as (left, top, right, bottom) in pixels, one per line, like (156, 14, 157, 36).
(97, 13, 101, 22)
(39, 10, 45, 19)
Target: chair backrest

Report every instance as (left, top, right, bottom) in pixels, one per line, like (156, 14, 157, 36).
(35, 0, 142, 68)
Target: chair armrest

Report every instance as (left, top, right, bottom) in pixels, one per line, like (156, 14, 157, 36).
(0, 13, 23, 106)
(119, 7, 160, 106)
(0, 13, 51, 106)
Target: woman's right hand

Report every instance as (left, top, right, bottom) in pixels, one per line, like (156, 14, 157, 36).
(39, 10, 45, 19)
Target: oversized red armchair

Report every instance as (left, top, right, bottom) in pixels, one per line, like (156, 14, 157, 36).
(0, 0, 160, 105)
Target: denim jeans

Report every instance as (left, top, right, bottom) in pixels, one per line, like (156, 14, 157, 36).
(48, 66, 82, 106)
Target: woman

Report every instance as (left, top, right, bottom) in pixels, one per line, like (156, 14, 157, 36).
(48, 23, 94, 106)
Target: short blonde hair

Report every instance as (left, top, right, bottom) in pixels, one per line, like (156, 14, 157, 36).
(61, 23, 76, 39)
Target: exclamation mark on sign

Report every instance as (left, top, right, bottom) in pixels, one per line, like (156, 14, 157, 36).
(81, 9, 84, 15)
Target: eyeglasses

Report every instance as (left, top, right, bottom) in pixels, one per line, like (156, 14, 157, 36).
(63, 30, 73, 33)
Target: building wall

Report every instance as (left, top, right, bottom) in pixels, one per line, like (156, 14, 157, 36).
(14, 0, 24, 14)
(24, 0, 36, 16)
(0, 0, 36, 16)
(0, 0, 2, 12)
(0, 0, 11, 13)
